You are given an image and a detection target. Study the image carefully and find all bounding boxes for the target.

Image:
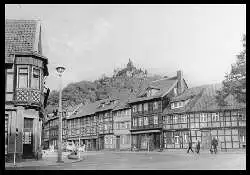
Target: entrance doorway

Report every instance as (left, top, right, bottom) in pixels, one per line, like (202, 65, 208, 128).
(116, 136, 120, 150)
(201, 130, 212, 150)
(23, 118, 33, 158)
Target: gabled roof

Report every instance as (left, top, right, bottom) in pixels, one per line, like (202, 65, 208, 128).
(68, 101, 101, 119)
(95, 98, 119, 113)
(5, 19, 48, 64)
(163, 83, 246, 115)
(129, 76, 178, 103)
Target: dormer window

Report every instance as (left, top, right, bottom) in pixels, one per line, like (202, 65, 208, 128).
(146, 88, 159, 97)
(171, 101, 184, 109)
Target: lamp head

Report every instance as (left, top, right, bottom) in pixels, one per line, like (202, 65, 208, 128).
(56, 66, 66, 75)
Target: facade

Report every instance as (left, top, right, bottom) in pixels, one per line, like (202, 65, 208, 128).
(67, 102, 99, 151)
(95, 99, 118, 150)
(113, 101, 132, 151)
(5, 19, 49, 160)
(128, 71, 187, 151)
(41, 104, 82, 150)
(162, 84, 246, 151)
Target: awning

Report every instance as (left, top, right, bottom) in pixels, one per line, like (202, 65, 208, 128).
(131, 129, 161, 134)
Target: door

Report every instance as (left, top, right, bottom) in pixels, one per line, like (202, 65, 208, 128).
(201, 130, 211, 150)
(23, 118, 33, 158)
(116, 136, 120, 150)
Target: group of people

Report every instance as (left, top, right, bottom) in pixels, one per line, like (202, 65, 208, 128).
(187, 137, 218, 154)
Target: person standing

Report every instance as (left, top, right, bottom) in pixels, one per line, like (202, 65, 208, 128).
(196, 140, 200, 154)
(187, 139, 194, 153)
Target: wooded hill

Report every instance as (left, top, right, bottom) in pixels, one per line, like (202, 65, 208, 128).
(45, 59, 163, 113)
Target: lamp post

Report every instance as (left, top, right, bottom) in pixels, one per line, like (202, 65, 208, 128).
(56, 66, 65, 163)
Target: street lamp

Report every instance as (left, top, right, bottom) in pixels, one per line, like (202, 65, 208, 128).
(56, 66, 65, 163)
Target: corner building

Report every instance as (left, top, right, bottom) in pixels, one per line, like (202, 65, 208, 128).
(5, 19, 49, 160)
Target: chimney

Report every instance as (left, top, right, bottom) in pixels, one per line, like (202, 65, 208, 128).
(177, 70, 184, 94)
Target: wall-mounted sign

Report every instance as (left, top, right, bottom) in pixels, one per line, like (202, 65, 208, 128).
(23, 131, 32, 144)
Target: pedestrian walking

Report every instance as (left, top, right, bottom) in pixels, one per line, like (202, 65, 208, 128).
(187, 139, 194, 153)
(196, 140, 200, 154)
(210, 137, 218, 154)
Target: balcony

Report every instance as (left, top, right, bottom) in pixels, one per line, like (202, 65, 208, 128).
(15, 88, 42, 107)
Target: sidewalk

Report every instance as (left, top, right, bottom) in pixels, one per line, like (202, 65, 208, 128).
(5, 152, 83, 168)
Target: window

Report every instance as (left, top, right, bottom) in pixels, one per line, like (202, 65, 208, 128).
(153, 116, 158, 125)
(173, 115, 178, 124)
(6, 73, 14, 98)
(138, 118, 143, 126)
(138, 104, 142, 112)
(5, 114, 8, 155)
(212, 113, 219, 122)
(153, 101, 158, 110)
(31, 68, 40, 89)
(166, 116, 172, 124)
(183, 115, 188, 123)
(126, 122, 130, 129)
(132, 105, 137, 113)
(133, 118, 137, 127)
(199, 113, 206, 122)
(144, 103, 148, 112)
(144, 117, 148, 125)
(18, 67, 29, 88)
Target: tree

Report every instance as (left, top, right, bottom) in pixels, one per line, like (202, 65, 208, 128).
(216, 34, 246, 105)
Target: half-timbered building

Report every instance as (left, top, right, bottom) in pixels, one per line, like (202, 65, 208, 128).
(128, 71, 187, 151)
(162, 84, 246, 151)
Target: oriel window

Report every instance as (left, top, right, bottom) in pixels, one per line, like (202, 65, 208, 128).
(31, 68, 40, 89)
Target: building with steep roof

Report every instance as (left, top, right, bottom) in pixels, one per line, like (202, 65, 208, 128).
(128, 70, 188, 151)
(162, 83, 246, 151)
(5, 19, 49, 160)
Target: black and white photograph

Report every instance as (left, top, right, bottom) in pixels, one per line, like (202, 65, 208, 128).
(5, 4, 246, 170)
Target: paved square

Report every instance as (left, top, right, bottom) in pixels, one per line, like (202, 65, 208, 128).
(5, 150, 246, 170)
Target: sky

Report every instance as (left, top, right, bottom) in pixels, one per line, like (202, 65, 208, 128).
(5, 4, 246, 90)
